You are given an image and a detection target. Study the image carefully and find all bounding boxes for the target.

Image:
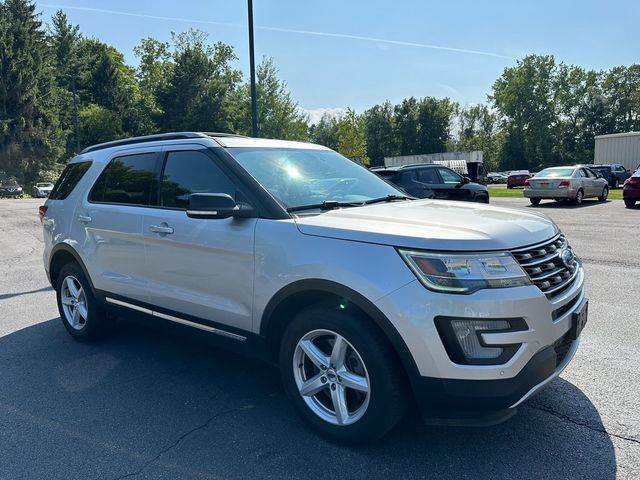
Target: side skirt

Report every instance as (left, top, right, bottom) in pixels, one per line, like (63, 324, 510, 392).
(96, 290, 271, 363)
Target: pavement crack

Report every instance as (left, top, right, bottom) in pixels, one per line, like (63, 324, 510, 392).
(107, 398, 268, 480)
(526, 404, 640, 445)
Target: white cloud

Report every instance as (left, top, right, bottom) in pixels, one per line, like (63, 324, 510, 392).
(300, 107, 347, 125)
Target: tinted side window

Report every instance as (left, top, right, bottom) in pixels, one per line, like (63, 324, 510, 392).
(437, 168, 462, 184)
(89, 153, 158, 205)
(49, 161, 92, 200)
(161, 150, 236, 209)
(418, 168, 440, 184)
(579, 169, 588, 178)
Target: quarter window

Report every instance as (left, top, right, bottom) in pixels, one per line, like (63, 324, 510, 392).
(49, 161, 92, 200)
(89, 153, 158, 205)
(160, 150, 237, 209)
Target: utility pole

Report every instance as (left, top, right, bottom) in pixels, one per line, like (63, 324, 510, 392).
(68, 74, 80, 152)
(247, 0, 258, 137)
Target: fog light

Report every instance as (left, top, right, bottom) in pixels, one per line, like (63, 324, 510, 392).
(450, 319, 509, 360)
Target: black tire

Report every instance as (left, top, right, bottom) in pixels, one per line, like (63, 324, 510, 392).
(598, 186, 608, 202)
(279, 304, 408, 444)
(625, 199, 636, 208)
(574, 189, 584, 205)
(55, 263, 114, 341)
(529, 198, 541, 205)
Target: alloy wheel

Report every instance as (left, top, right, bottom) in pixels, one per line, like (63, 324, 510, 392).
(60, 275, 88, 330)
(293, 329, 370, 426)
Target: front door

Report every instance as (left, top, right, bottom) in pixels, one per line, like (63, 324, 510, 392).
(142, 146, 257, 332)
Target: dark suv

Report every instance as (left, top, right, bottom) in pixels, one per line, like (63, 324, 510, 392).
(590, 164, 631, 188)
(372, 164, 490, 203)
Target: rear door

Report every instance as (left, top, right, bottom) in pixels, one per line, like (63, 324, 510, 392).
(396, 170, 433, 198)
(76, 149, 161, 302)
(579, 168, 597, 196)
(142, 145, 257, 332)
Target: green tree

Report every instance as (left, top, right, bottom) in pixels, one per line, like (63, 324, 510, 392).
(240, 57, 308, 140)
(393, 97, 420, 155)
(158, 29, 242, 133)
(337, 109, 368, 165)
(416, 97, 456, 154)
(78, 103, 124, 147)
(491, 55, 558, 170)
(309, 112, 340, 150)
(0, 0, 64, 185)
(449, 104, 502, 171)
(363, 101, 396, 166)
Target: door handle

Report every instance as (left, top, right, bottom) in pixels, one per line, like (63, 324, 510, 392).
(77, 215, 92, 223)
(149, 224, 174, 235)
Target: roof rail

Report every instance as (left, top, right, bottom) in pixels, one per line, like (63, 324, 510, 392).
(80, 132, 211, 154)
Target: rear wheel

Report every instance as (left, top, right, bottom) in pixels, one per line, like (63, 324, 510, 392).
(280, 304, 407, 444)
(598, 186, 609, 202)
(574, 189, 584, 205)
(625, 199, 636, 208)
(529, 198, 541, 205)
(56, 263, 114, 341)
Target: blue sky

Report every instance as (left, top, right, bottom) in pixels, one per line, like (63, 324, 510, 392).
(36, 0, 640, 123)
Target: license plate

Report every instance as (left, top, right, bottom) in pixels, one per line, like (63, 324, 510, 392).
(540, 182, 549, 188)
(569, 299, 588, 340)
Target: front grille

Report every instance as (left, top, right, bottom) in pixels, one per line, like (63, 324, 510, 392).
(552, 334, 574, 366)
(511, 234, 579, 299)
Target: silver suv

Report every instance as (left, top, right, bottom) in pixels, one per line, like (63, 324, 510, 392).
(41, 132, 588, 443)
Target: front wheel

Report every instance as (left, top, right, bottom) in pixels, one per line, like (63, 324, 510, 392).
(598, 186, 609, 202)
(530, 198, 541, 205)
(56, 263, 114, 341)
(280, 304, 407, 444)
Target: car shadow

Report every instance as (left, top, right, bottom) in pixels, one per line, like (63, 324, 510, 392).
(0, 318, 616, 479)
(527, 199, 608, 209)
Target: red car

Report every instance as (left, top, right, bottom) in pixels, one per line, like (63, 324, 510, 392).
(507, 170, 531, 189)
(623, 169, 640, 208)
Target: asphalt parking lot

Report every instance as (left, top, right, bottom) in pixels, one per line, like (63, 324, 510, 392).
(1, 197, 639, 480)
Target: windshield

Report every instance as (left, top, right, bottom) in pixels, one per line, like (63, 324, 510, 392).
(228, 148, 404, 210)
(535, 167, 575, 178)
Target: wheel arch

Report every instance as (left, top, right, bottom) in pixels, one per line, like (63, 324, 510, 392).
(260, 279, 420, 378)
(48, 244, 96, 296)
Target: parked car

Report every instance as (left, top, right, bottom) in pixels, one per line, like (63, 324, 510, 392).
(523, 166, 609, 205)
(41, 132, 587, 443)
(590, 164, 631, 188)
(0, 181, 24, 198)
(487, 172, 507, 184)
(371, 164, 490, 203)
(623, 168, 640, 208)
(32, 182, 54, 198)
(507, 170, 530, 188)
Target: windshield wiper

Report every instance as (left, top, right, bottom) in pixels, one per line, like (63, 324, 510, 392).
(286, 200, 363, 213)
(364, 194, 413, 205)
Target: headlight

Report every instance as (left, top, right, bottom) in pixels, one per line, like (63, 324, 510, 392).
(398, 250, 531, 294)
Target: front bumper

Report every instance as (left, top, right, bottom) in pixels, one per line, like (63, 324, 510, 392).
(524, 187, 576, 199)
(374, 263, 585, 424)
(623, 186, 640, 200)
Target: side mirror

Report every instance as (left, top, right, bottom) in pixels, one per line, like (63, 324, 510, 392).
(187, 193, 254, 219)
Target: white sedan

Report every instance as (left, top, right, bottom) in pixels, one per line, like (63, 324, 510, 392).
(523, 166, 609, 205)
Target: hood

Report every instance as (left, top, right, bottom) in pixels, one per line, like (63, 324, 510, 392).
(293, 199, 558, 251)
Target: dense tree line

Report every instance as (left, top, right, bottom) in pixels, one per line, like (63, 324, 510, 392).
(1, 0, 639, 188)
